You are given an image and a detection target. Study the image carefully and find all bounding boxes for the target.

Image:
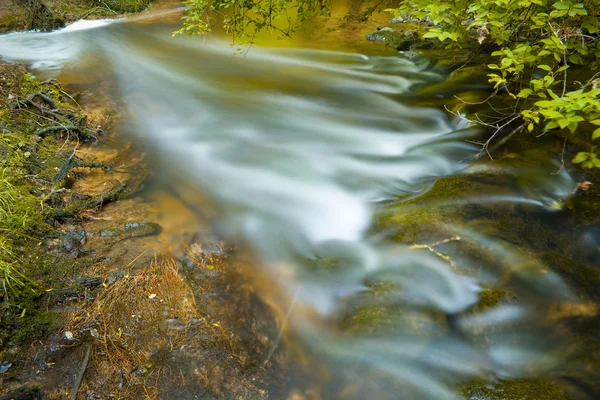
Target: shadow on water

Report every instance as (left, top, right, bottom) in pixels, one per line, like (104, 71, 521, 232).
(0, 5, 598, 399)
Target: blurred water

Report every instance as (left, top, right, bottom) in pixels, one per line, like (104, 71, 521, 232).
(0, 14, 589, 399)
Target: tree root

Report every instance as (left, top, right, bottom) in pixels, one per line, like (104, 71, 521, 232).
(87, 183, 126, 208)
(35, 125, 96, 141)
(53, 156, 111, 183)
(54, 183, 127, 221)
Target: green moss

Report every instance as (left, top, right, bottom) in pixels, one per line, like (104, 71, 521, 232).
(460, 378, 570, 400)
(473, 288, 517, 312)
(0, 65, 112, 363)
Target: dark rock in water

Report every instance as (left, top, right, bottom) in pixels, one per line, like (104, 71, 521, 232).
(123, 222, 162, 238)
(366, 27, 433, 51)
(61, 234, 82, 254)
(99, 228, 121, 237)
(97, 222, 162, 239)
(65, 228, 87, 245)
(0, 361, 12, 373)
(77, 276, 103, 288)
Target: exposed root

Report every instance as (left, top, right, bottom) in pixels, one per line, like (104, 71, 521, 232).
(36, 125, 96, 141)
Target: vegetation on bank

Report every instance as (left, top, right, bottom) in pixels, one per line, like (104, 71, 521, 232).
(178, 0, 600, 169)
(0, 0, 154, 32)
(0, 63, 113, 360)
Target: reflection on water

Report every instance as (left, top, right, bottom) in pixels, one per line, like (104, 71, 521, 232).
(0, 12, 596, 399)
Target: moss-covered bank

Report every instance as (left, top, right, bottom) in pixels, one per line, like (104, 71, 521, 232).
(0, 62, 129, 393)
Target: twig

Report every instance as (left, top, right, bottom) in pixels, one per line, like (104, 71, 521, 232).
(264, 289, 298, 366)
(409, 236, 462, 268)
(552, 138, 568, 175)
(454, 88, 499, 105)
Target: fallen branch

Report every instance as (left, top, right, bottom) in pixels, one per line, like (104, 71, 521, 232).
(69, 344, 91, 400)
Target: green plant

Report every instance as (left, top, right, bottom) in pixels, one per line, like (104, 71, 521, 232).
(174, 0, 331, 42)
(388, 0, 600, 167)
(0, 171, 32, 296)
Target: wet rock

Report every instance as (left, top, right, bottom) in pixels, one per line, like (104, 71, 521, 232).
(77, 276, 103, 288)
(65, 228, 87, 246)
(0, 361, 12, 373)
(366, 28, 432, 51)
(123, 222, 162, 238)
(97, 222, 162, 239)
(61, 234, 81, 253)
(105, 269, 126, 285)
(99, 228, 121, 237)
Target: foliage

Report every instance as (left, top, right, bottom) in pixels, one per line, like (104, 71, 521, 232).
(174, 0, 331, 42)
(388, 0, 600, 167)
(0, 170, 35, 296)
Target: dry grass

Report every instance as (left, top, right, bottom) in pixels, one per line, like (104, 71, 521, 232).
(67, 258, 201, 399)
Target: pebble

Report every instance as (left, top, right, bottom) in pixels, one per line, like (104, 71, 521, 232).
(0, 361, 12, 373)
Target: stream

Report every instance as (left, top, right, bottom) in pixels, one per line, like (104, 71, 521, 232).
(0, 4, 598, 400)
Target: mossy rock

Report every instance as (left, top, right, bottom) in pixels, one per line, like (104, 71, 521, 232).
(460, 379, 571, 400)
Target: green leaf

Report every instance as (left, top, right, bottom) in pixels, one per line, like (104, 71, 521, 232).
(422, 32, 440, 39)
(552, 2, 570, 10)
(517, 88, 533, 98)
(593, 128, 600, 141)
(538, 64, 552, 71)
(572, 152, 589, 164)
(558, 119, 570, 129)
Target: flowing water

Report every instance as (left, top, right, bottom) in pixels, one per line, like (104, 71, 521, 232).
(1, 5, 599, 399)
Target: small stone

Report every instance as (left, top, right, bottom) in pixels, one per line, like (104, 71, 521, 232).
(0, 361, 12, 373)
(105, 269, 126, 285)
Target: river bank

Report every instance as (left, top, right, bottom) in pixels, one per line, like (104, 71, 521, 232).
(0, 19, 309, 399)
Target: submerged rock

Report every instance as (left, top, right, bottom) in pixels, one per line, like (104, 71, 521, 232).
(366, 27, 432, 51)
(96, 222, 162, 239)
